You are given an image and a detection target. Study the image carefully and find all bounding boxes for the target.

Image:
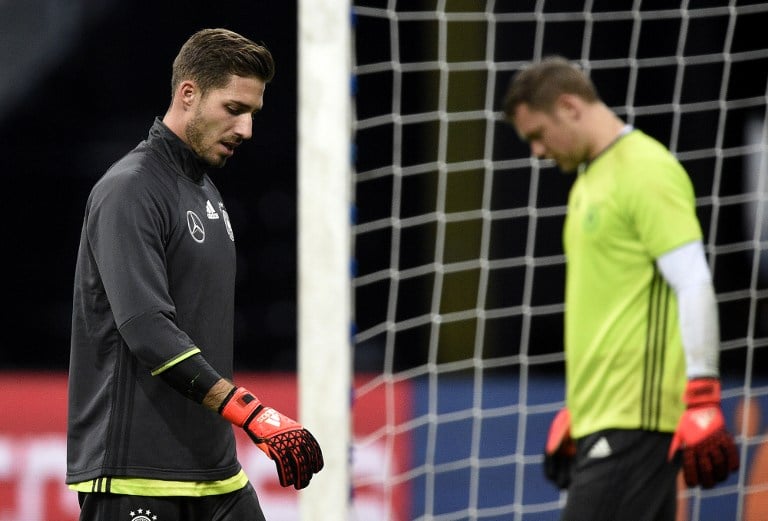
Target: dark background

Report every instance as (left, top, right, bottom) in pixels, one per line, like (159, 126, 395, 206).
(2, 1, 766, 377)
(1, 1, 300, 371)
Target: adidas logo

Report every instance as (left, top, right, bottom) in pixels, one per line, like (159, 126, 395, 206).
(587, 436, 612, 459)
(258, 408, 282, 428)
(206, 200, 220, 219)
(690, 408, 716, 429)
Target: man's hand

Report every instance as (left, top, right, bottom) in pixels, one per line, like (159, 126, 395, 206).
(220, 387, 324, 489)
(668, 378, 739, 488)
(544, 408, 576, 489)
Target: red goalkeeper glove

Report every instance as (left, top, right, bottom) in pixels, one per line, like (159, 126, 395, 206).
(543, 408, 576, 489)
(668, 378, 739, 488)
(220, 387, 324, 490)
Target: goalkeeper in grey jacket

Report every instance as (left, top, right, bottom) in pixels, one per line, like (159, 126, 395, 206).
(67, 28, 322, 521)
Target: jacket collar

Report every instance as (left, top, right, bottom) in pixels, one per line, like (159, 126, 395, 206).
(147, 117, 208, 183)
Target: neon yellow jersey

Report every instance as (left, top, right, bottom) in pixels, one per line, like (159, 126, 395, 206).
(563, 129, 702, 439)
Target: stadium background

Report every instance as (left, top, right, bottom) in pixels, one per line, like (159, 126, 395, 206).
(1, 1, 767, 520)
(3, 1, 763, 374)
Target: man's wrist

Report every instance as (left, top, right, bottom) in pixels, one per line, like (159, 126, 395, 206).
(204, 379, 236, 411)
(218, 386, 264, 427)
(684, 378, 721, 407)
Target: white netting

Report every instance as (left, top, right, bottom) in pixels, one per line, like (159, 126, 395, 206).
(349, 2, 768, 520)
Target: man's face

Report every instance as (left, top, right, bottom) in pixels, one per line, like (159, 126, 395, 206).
(512, 101, 586, 173)
(185, 75, 266, 168)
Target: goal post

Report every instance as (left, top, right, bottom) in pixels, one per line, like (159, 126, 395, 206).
(297, 0, 352, 519)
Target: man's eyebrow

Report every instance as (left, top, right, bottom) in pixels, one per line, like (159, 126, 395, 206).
(227, 100, 261, 113)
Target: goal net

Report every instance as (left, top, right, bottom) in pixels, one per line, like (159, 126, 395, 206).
(300, 1, 768, 520)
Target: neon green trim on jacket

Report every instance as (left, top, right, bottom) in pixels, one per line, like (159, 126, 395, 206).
(151, 346, 202, 376)
(68, 469, 248, 496)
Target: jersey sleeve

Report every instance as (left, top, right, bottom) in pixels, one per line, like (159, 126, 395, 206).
(622, 150, 702, 258)
(86, 165, 196, 370)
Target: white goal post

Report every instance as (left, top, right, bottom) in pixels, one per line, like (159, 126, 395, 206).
(298, 0, 352, 519)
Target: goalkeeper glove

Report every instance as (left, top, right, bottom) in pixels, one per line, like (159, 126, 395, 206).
(220, 387, 324, 490)
(668, 378, 739, 488)
(544, 408, 576, 489)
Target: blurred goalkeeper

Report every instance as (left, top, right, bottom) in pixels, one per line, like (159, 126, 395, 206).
(66, 28, 323, 520)
(502, 56, 738, 521)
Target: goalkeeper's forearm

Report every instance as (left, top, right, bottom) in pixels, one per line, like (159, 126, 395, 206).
(656, 240, 720, 378)
(156, 351, 233, 408)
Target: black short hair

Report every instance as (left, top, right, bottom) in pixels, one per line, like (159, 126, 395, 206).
(171, 28, 275, 98)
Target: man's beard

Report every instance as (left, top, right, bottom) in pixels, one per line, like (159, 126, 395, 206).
(185, 111, 227, 168)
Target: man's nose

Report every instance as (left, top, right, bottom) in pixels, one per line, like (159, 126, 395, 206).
(235, 115, 253, 141)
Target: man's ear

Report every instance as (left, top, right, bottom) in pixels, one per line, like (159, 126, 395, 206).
(555, 93, 583, 121)
(177, 80, 198, 110)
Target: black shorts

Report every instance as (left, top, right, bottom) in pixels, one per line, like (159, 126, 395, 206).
(561, 429, 679, 521)
(77, 482, 266, 521)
